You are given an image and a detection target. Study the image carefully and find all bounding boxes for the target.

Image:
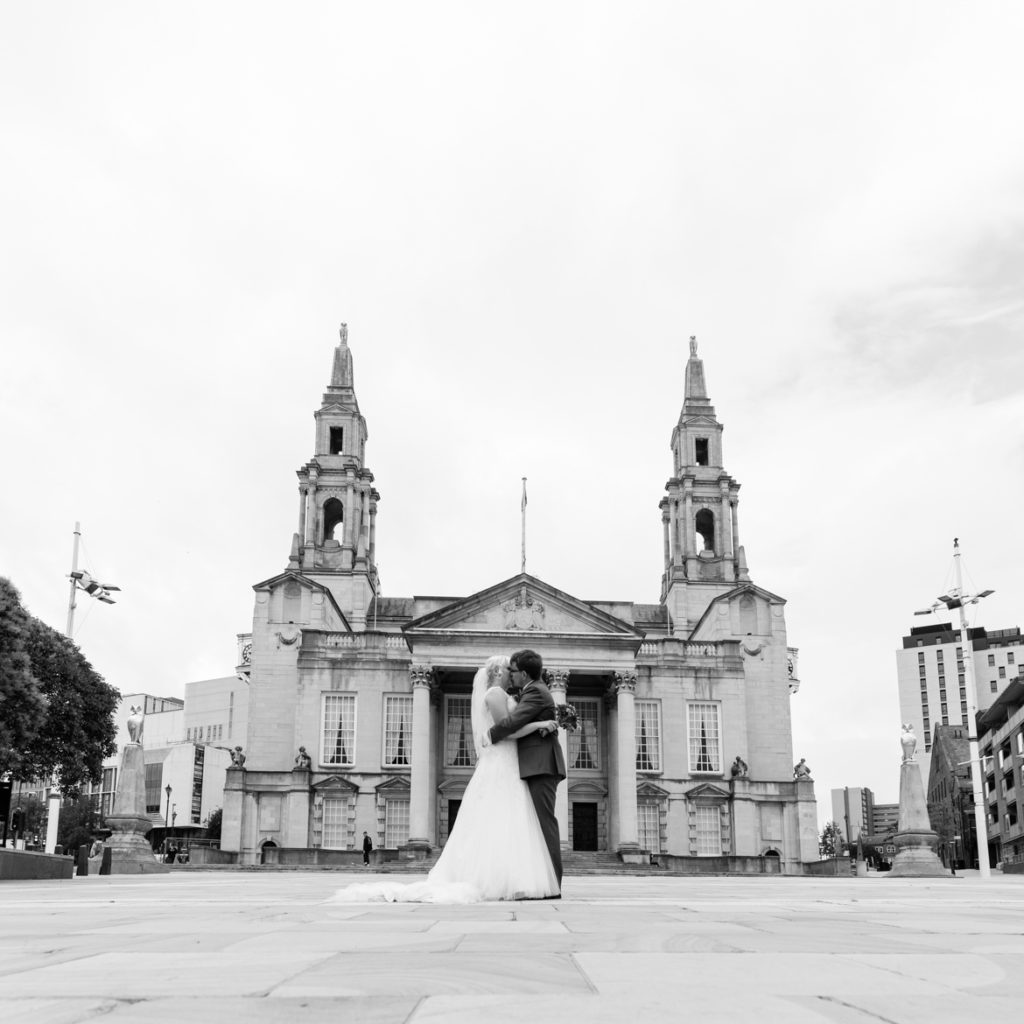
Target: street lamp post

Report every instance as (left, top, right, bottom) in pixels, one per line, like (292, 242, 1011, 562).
(915, 538, 994, 878)
(165, 784, 172, 830)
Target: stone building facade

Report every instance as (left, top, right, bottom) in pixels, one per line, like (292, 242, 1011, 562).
(221, 328, 818, 871)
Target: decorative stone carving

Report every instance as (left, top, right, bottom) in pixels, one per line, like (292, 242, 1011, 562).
(546, 669, 570, 693)
(294, 746, 312, 770)
(793, 758, 812, 780)
(900, 724, 917, 764)
(730, 755, 749, 778)
(410, 665, 434, 688)
(614, 672, 637, 694)
(276, 629, 301, 648)
(126, 705, 144, 744)
(501, 586, 546, 630)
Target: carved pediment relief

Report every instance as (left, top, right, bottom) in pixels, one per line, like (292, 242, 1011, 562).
(405, 574, 642, 638)
(375, 776, 411, 794)
(686, 781, 731, 801)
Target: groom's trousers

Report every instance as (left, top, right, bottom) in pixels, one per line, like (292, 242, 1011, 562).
(526, 773, 563, 886)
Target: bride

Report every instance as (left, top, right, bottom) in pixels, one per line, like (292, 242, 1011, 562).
(332, 655, 559, 902)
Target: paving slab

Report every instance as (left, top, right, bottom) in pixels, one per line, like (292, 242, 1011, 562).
(1, 870, 1023, 1022)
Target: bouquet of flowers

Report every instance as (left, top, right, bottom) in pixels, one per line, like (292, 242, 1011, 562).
(555, 703, 579, 733)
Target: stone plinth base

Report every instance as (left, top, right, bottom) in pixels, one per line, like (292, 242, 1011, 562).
(400, 839, 432, 861)
(888, 829, 950, 878)
(102, 814, 169, 875)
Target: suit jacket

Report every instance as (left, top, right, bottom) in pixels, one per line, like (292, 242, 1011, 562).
(489, 681, 567, 781)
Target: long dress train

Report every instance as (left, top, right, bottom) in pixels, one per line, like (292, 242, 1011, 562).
(332, 688, 558, 903)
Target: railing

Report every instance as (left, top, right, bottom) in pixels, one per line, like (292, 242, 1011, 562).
(638, 639, 734, 658)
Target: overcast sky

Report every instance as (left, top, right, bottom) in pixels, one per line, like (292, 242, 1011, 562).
(3, 3, 1023, 817)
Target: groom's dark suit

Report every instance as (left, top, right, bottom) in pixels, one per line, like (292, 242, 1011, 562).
(489, 680, 566, 886)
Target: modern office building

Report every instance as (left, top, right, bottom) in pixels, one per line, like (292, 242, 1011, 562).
(895, 622, 1022, 789)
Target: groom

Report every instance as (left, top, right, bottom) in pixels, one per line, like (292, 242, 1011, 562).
(488, 649, 566, 890)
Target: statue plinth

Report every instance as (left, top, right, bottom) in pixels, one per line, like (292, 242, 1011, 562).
(100, 742, 169, 875)
(888, 758, 949, 878)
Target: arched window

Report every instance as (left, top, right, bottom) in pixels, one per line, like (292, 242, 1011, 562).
(695, 509, 715, 553)
(322, 498, 344, 543)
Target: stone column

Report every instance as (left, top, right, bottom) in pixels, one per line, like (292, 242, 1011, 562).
(304, 469, 319, 548)
(298, 486, 308, 546)
(343, 477, 356, 569)
(613, 673, 642, 860)
(368, 499, 378, 565)
(719, 481, 733, 558)
(660, 499, 671, 571)
(548, 669, 571, 851)
(405, 666, 433, 856)
(730, 495, 740, 555)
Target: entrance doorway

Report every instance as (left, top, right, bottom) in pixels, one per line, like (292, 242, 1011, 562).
(572, 802, 598, 851)
(447, 799, 461, 840)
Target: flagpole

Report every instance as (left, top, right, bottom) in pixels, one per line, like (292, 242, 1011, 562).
(521, 477, 527, 574)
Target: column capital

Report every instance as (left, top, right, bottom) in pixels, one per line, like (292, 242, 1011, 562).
(613, 672, 637, 694)
(545, 669, 570, 693)
(410, 665, 434, 689)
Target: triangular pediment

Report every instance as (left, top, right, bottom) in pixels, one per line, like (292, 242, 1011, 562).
(403, 573, 644, 641)
(375, 776, 411, 794)
(687, 781, 731, 801)
(251, 570, 352, 631)
(636, 780, 669, 799)
(568, 779, 609, 798)
(688, 582, 785, 642)
(312, 774, 360, 794)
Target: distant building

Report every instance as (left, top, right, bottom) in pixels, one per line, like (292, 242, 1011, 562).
(870, 802, 899, 836)
(978, 677, 1024, 869)
(925, 724, 974, 870)
(830, 787, 874, 845)
(895, 622, 1022, 787)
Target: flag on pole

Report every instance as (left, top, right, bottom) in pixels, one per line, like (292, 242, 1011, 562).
(521, 477, 527, 574)
(521, 478, 527, 511)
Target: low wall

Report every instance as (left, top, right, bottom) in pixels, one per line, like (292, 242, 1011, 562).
(0, 848, 75, 881)
(1002, 861, 1024, 875)
(189, 846, 238, 866)
(656, 855, 781, 875)
(803, 857, 851, 876)
(261, 847, 400, 867)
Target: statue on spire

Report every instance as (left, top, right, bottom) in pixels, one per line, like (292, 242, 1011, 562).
(689, 335, 698, 357)
(331, 322, 354, 387)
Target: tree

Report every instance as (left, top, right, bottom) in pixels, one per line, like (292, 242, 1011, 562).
(57, 794, 101, 854)
(819, 820, 845, 858)
(2, 589, 119, 794)
(0, 577, 47, 771)
(204, 807, 222, 844)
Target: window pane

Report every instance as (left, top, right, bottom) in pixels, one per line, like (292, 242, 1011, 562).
(688, 703, 721, 773)
(322, 796, 348, 849)
(695, 805, 721, 856)
(384, 797, 410, 848)
(384, 695, 413, 766)
(144, 762, 163, 814)
(569, 699, 600, 770)
(635, 701, 661, 771)
(638, 802, 661, 854)
(445, 696, 475, 767)
(322, 694, 356, 766)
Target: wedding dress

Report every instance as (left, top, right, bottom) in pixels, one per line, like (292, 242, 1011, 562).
(332, 674, 559, 904)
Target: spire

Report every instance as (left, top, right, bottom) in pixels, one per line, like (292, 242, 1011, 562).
(682, 335, 712, 412)
(330, 323, 354, 388)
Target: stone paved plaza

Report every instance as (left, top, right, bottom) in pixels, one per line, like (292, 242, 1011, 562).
(3, 870, 1024, 1023)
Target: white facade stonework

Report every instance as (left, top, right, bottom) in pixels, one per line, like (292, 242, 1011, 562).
(221, 328, 818, 871)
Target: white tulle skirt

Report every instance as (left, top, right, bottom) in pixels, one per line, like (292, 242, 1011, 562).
(332, 739, 559, 903)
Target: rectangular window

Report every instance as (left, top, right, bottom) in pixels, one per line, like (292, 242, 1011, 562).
(1009, 652, 1016, 665)
(635, 700, 662, 772)
(638, 803, 661, 854)
(445, 696, 475, 767)
(917, 651, 925, 662)
(144, 762, 163, 814)
(329, 426, 344, 454)
(960, 702, 967, 716)
(695, 438, 709, 465)
(384, 797, 410, 849)
(991, 681, 999, 692)
(695, 805, 722, 856)
(569, 698, 601, 770)
(687, 702, 720, 773)
(988, 654, 996, 666)
(956, 647, 963, 657)
(321, 796, 348, 849)
(999, 667, 1007, 679)
(322, 694, 356, 767)
(383, 695, 413, 766)
(958, 673, 965, 684)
